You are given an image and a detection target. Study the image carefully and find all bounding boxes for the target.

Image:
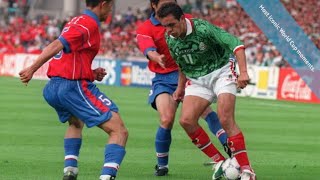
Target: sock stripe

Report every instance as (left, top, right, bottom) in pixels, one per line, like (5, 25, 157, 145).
(103, 162, 119, 170)
(156, 152, 169, 157)
(200, 142, 211, 150)
(215, 129, 226, 138)
(65, 155, 78, 160)
(233, 149, 247, 156)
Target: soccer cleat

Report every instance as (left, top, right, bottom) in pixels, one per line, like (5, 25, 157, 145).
(212, 160, 224, 180)
(99, 175, 116, 180)
(154, 164, 169, 176)
(63, 171, 77, 180)
(223, 143, 232, 157)
(240, 169, 256, 180)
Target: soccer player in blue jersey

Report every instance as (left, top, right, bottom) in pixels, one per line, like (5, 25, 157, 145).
(19, 1, 127, 180)
(157, 3, 256, 180)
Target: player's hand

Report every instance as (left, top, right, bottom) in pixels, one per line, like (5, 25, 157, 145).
(19, 67, 34, 86)
(173, 88, 185, 102)
(156, 54, 167, 69)
(237, 72, 250, 89)
(93, 67, 107, 81)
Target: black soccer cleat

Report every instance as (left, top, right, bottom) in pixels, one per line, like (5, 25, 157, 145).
(63, 171, 77, 180)
(154, 164, 169, 176)
(223, 143, 232, 158)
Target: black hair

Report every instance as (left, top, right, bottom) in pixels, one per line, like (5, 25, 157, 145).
(86, 0, 113, 8)
(150, 0, 161, 6)
(157, 2, 183, 20)
(150, 0, 177, 11)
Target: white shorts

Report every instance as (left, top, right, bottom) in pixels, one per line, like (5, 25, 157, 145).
(185, 61, 237, 103)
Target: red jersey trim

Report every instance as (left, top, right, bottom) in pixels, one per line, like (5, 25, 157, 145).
(81, 80, 109, 113)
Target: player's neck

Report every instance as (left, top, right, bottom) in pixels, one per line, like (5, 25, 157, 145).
(179, 22, 187, 39)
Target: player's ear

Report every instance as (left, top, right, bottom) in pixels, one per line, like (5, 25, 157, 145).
(100, 1, 107, 8)
(180, 14, 185, 21)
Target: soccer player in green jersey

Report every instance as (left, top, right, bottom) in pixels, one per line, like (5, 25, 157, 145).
(157, 3, 256, 180)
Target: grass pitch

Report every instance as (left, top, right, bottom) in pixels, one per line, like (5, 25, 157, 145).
(0, 76, 319, 180)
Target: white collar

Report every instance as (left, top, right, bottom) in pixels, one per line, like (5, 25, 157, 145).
(185, 18, 193, 36)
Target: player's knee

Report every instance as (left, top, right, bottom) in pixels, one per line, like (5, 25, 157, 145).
(120, 126, 129, 140)
(159, 113, 175, 128)
(179, 116, 195, 129)
(112, 124, 128, 140)
(218, 114, 234, 131)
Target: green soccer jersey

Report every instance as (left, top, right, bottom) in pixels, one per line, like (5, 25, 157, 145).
(166, 18, 244, 78)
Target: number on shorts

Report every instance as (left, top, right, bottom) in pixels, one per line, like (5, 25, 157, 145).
(98, 95, 112, 106)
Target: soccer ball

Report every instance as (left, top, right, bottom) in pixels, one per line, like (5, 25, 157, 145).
(222, 157, 241, 180)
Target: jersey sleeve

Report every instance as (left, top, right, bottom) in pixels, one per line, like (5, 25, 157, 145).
(136, 23, 157, 57)
(205, 21, 245, 53)
(58, 17, 96, 53)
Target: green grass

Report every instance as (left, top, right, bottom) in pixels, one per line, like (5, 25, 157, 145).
(0, 76, 320, 180)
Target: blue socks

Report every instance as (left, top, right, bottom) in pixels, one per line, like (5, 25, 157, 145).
(205, 111, 227, 145)
(101, 144, 126, 177)
(64, 138, 82, 168)
(64, 139, 126, 177)
(155, 127, 172, 167)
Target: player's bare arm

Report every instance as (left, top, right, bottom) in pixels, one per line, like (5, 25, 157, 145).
(173, 68, 186, 101)
(235, 48, 249, 89)
(147, 50, 167, 68)
(19, 39, 63, 84)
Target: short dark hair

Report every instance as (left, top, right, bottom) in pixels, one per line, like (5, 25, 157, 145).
(150, 0, 177, 11)
(157, 2, 183, 20)
(86, 0, 113, 8)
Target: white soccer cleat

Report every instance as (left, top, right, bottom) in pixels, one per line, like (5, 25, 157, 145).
(212, 160, 224, 180)
(240, 169, 256, 180)
(63, 166, 78, 180)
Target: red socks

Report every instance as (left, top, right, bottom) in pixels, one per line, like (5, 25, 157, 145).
(188, 127, 225, 162)
(228, 132, 251, 170)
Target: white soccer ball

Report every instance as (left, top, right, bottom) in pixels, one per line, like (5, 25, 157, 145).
(222, 157, 241, 180)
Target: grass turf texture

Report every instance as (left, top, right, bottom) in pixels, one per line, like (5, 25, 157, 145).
(0, 76, 319, 180)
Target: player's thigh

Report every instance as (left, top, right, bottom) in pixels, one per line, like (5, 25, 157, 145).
(149, 81, 177, 110)
(99, 112, 127, 134)
(68, 116, 84, 128)
(216, 92, 238, 135)
(217, 92, 236, 124)
(214, 63, 237, 119)
(98, 112, 128, 146)
(180, 90, 212, 123)
(156, 93, 178, 123)
(64, 116, 84, 138)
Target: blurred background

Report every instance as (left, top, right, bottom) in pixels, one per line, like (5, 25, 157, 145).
(0, 0, 318, 61)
